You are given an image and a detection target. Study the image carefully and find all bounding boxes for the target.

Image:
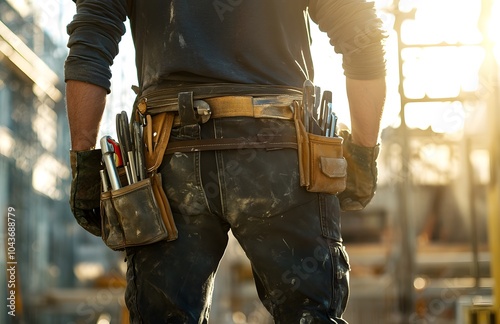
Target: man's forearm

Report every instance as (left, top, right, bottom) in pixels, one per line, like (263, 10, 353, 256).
(346, 77, 386, 147)
(66, 80, 107, 151)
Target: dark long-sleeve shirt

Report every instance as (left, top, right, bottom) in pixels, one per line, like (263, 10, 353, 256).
(65, 0, 386, 94)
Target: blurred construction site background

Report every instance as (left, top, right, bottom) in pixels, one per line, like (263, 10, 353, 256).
(1, 0, 500, 323)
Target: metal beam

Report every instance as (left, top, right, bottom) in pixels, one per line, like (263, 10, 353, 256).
(0, 20, 62, 102)
(392, 2, 417, 321)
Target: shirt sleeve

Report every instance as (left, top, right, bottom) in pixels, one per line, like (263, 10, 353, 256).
(64, 0, 128, 93)
(309, 0, 386, 80)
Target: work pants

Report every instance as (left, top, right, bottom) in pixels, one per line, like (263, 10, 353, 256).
(125, 117, 350, 323)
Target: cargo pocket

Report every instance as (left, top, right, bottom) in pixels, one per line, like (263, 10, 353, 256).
(318, 193, 342, 242)
(124, 251, 143, 323)
(330, 243, 350, 318)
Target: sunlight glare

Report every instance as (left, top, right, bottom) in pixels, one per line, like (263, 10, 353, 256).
(490, 0, 500, 62)
(404, 101, 465, 134)
(402, 46, 484, 99)
(400, 0, 482, 45)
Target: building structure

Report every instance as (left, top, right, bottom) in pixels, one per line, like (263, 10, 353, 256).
(0, 1, 124, 323)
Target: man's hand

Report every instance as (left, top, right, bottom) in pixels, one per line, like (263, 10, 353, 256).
(338, 130, 379, 211)
(70, 149, 103, 236)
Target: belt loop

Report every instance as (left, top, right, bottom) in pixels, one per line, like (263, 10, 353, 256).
(178, 92, 198, 126)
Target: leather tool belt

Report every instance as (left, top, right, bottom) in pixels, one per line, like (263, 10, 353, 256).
(175, 95, 295, 126)
(111, 90, 300, 249)
(134, 86, 302, 173)
(135, 82, 303, 116)
(166, 95, 300, 154)
(134, 82, 346, 197)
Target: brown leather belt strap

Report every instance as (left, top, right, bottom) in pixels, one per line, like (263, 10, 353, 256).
(172, 96, 295, 126)
(206, 96, 294, 119)
(165, 135, 298, 154)
(136, 83, 303, 115)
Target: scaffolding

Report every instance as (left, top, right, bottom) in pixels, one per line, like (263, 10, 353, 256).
(386, 0, 500, 323)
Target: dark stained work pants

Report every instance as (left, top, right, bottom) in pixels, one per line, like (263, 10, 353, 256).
(125, 117, 350, 323)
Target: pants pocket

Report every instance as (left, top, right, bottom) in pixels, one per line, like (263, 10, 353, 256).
(330, 243, 351, 318)
(124, 252, 142, 324)
(319, 193, 342, 241)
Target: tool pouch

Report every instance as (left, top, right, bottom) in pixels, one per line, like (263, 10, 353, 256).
(100, 175, 169, 251)
(293, 101, 347, 195)
(138, 107, 179, 240)
(99, 106, 179, 251)
(142, 112, 175, 173)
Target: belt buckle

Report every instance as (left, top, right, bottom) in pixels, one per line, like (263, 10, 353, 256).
(194, 100, 211, 124)
(178, 92, 212, 126)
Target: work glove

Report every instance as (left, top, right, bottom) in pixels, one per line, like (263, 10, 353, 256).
(338, 129, 380, 211)
(69, 149, 103, 236)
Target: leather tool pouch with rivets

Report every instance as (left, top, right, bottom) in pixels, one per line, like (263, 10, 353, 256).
(99, 101, 179, 250)
(100, 174, 170, 251)
(293, 101, 347, 195)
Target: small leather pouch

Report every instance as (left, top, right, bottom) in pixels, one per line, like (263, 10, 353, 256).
(307, 133, 347, 194)
(100, 178, 170, 251)
(293, 101, 347, 195)
(142, 112, 175, 173)
(150, 172, 178, 241)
